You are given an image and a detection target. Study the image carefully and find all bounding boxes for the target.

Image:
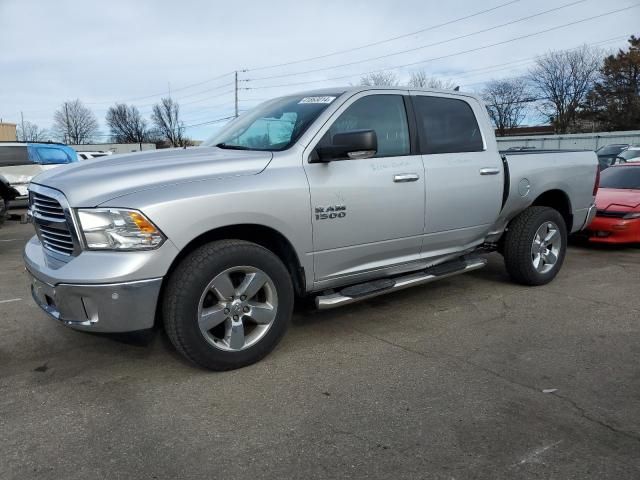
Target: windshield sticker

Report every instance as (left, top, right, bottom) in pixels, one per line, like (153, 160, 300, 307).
(298, 96, 336, 104)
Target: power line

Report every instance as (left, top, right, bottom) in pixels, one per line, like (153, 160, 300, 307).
(133, 87, 235, 111)
(179, 89, 235, 107)
(458, 34, 634, 88)
(86, 71, 235, 105)
(183, 115, 236, 128)
(246, 0, 522, 72)
(246, 0, 587, 82)
(55, 2, 523, 114)
(229, 34, 629, 116)
(246, 3, 640, 90)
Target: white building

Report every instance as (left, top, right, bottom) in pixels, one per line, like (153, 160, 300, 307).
(496, 130, 640, 151)
(71, 143, 156, 155)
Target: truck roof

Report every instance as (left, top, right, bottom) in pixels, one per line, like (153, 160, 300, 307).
(289, 86, 481, 102)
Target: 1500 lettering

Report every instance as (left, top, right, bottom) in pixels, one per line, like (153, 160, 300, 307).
(315, 205, 347, 220)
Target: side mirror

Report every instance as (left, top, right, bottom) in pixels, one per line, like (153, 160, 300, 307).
(312, 129, 377, 163)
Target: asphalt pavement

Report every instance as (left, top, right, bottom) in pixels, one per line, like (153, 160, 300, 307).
(1, 219, 639, 479)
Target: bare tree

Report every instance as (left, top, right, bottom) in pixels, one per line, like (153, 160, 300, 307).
(151, 98, 188, 147)
(17, 121, 49, 142)
(408, 71, 457, 90)
(528, 46, 602, 133)
(359, 71, 398, 86)
(106, 103, 149, 144)
(482, 78, 531, 136)
(53, 100, 99, 144)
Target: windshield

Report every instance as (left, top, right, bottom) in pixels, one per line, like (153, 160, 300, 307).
(618, 149, 640, 161)
(596, 144, 628, 156)
(203, 93, 342, 151)
(600, 167, 640, 189)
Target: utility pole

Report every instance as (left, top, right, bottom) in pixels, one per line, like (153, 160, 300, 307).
(234, 71, 239, 118)
(20, 111, 25, 141)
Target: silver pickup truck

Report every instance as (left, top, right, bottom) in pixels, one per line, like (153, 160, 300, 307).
(24, 87, 598, 370)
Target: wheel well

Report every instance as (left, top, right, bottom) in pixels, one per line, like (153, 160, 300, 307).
(164, 224, 306, 298)
(532, 190, 573, 231)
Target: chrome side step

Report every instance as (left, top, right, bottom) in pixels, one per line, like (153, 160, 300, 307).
(315, 257, 487, 310)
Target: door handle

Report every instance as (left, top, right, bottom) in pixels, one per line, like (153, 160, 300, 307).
(393, 173, 420, 183)
(479, 167, 501, 176)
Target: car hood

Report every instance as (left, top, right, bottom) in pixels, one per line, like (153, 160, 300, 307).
(595, 188, 640, 211)
(31, 147, 273, 206)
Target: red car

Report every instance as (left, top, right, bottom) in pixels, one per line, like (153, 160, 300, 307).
(587, 164, 640, 244)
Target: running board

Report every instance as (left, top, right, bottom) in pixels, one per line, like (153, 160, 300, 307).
(315, 257, 487, 310)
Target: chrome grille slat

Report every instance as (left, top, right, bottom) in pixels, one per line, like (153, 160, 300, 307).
(30, 190, 79, 257)
(39, 233, 74, 248)
(33, 198, 62, 206)
(41, 243, 74, 255)
(34, 205, 63, 213)
(33, 200, 63, 209)
(39, 226, 72, 240)
(41, 241, 74, 252)
(33, 208, 65, 218)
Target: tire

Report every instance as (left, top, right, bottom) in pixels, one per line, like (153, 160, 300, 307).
(163, 240, 294, 370)
(0, 198, 6, 226)
(503, 206, 567, 286)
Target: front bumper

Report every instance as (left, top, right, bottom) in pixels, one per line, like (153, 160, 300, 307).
(585, 216, 640, 244)
(28, 269, 162, 332)
(24, 232, 179, 332)
(8, 197, 28, 209)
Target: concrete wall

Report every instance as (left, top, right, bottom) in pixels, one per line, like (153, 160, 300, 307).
(71, 143, 156, 154)
(0, 122, 17, 141)
(496, 130, 640, 151)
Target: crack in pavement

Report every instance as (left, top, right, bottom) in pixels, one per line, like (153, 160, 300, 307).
(351, 327, 640, 447)
(545, 289, 640, 315)
(550, 392, 640, 445)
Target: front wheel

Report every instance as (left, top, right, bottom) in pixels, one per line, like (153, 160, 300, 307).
(503, 206, 567, 286)
(163, 240, 294, 370)
(0, 198, 6, 225)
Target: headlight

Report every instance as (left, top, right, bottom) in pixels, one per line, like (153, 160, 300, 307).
(77, 208, 165, 250)
(623, 212, 640, 219)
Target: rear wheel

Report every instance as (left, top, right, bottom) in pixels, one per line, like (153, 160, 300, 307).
(503, 206, 567, 286)
(163, 240, 293, 370)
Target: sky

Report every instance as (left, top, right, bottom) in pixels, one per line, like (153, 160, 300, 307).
(0, 0, 637, 141)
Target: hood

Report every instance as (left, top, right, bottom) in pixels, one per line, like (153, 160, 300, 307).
(31, 147, 273, 206)
(595, 188, 640, 211)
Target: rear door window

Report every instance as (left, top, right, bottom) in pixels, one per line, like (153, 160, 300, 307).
(0, 146, 31, 167)
(413, 96, 484, 154)
(35, 147, 72, 164)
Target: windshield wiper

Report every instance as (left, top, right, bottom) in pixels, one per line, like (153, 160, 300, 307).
(215, 143, 252, 150)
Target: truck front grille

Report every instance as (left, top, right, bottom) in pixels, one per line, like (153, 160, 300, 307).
(29, 190, 79, 257)
(31, 192, 66, 220)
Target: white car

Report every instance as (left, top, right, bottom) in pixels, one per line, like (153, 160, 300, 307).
(0, 142, 78, 207)
(616, 146, 640, 164)
(77, 151, 112, 160)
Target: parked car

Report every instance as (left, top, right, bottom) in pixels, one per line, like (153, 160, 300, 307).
(615, 146, 640, 164)
(24, 87, 598, 370)
(596, 144, 630, 170)
(0, 142, 78, 208)
(0, 175, 19, 225)
(586, 164, 640, 244)
(77, 151, 112, 160)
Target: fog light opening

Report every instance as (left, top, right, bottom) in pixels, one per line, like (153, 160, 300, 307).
(44, 295, 55, 308)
